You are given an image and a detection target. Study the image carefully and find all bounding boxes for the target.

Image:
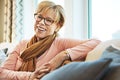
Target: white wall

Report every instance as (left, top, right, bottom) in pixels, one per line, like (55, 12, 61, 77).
(23, 0, 35, 40)
(64, 0, 88, 39)
(73, 0, 88, 39)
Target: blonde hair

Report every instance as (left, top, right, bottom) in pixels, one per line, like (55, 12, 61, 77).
(35, 1, 65, 29)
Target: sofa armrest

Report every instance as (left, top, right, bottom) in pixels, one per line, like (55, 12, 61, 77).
(85, 39, 120, 61)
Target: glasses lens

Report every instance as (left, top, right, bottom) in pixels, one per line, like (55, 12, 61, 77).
(34, 14, 54, 26)
(45, 18, 54, 26)
(34, 15, 42, 21)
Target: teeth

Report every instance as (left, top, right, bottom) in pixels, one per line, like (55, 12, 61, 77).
(38, 27, 45, 31)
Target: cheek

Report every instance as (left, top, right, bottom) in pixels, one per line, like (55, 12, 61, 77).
(50, 27, 57, 33)
(34, 25, 36, 31)
(51, 29, 56, 33)
(34, 22, 38, 31)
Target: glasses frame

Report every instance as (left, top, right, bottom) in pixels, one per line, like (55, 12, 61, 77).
(34, 13, 54, 26)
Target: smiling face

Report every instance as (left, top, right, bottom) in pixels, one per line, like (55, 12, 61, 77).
(34, 11, 58, 39)
(34, 1, 65, 39)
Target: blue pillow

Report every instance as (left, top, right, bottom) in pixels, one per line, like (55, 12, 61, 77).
(100, 45, 120, 80)
(41, 58, 112, 80)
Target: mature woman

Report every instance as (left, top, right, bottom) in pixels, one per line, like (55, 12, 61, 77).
(0, 1, 101, 80)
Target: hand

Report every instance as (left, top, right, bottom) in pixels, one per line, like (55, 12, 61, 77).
(29, 64, 50, 80)
(48, 51, 69, 71)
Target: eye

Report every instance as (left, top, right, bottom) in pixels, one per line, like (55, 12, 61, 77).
(46, 18, 54, 23)
(38, 15, 43, 20)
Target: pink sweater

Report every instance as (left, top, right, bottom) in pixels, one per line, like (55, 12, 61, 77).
(0, 38, 101, 80)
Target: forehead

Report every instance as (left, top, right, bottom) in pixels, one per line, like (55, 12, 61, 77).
(40, 8, 57, 20)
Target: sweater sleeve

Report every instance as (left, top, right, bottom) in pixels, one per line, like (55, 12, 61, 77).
(1, 51, 19, 70)
(1, 40, 27, 70)
(0, 67, 32, 80)
(0, 40, 31, 80)
(66, 39, 101, 61)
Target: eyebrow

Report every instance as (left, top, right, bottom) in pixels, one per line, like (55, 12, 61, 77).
(38, 14, 54, 20)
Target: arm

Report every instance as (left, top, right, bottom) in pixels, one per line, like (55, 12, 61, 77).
(56, 38, 101, 61)
(0, 40, 32, 80)
(65, 39, 101, 61)
(0, 63, 50, 80)
(48, 51, 70, 71)
(0, 67, 32, 80)
(1, 51, 19, 70)
(47, 38, 101, 71)
(1, 40, 27, 70)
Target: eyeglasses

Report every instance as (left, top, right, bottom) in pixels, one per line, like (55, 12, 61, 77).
(34, 13, 54, 26)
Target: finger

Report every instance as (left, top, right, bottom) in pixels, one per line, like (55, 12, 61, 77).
(42, 63, 51, 70)
(38, 68, 50, 74)
(33, 79, 39, 80)
(43, 63, 51, 66)
(39, 66, 48, 69)
(39, 65, 51, 70)
(36, 73, 46, 79)
(50, 67, 54, 72)
(36, 66, 48, 72)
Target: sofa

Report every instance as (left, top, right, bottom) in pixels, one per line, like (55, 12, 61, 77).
(0, 39, 120, 80)
(0, 42, 16, 65)
(40, 39, 120, 80)
(86, 39, 120, 61)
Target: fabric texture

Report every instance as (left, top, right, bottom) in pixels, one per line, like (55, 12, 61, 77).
(100, 45, 120, 80)
(4, 0, 24, 43)
(0, 38, 100, 80)
(41, 58, 112, 80)
(19, 34, 56, 72)
(0, 48, 8, 66)
(85, 39, 120, 61)
(4, 0, 15, 42)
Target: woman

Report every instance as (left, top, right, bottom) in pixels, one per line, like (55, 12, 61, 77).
(0, 1, 101, 80)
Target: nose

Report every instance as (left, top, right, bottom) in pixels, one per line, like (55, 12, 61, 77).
(39, 19, 45, 25)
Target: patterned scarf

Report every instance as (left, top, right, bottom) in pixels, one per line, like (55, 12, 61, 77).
(18, 34, 56, 72)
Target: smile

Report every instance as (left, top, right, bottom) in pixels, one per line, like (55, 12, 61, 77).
(38, 26, 46, 31)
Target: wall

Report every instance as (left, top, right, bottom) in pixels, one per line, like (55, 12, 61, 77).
(0, 0, 4, 42)
(64, 0, 88, 40)
(23, 0, 35, 40)
(73, 0, 88, 39)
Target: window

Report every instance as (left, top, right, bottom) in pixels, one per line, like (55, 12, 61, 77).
(91, 0, 120, 41)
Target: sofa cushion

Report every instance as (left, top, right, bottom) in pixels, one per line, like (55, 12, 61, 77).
(0, 42, 16, 66)
(0, 42, 16, 55)
(85, 39, 120, 61)
(0, 48, 8, 66)
(41, 58, 112, 80)
(100, 45, 120, 80)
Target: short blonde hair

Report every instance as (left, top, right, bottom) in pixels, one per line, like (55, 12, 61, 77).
(35, 1, 65, 28)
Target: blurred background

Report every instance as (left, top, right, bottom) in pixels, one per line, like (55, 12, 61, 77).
(0, 0, 120, 43)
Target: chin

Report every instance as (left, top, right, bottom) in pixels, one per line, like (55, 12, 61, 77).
(35, 34, 46, 39)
